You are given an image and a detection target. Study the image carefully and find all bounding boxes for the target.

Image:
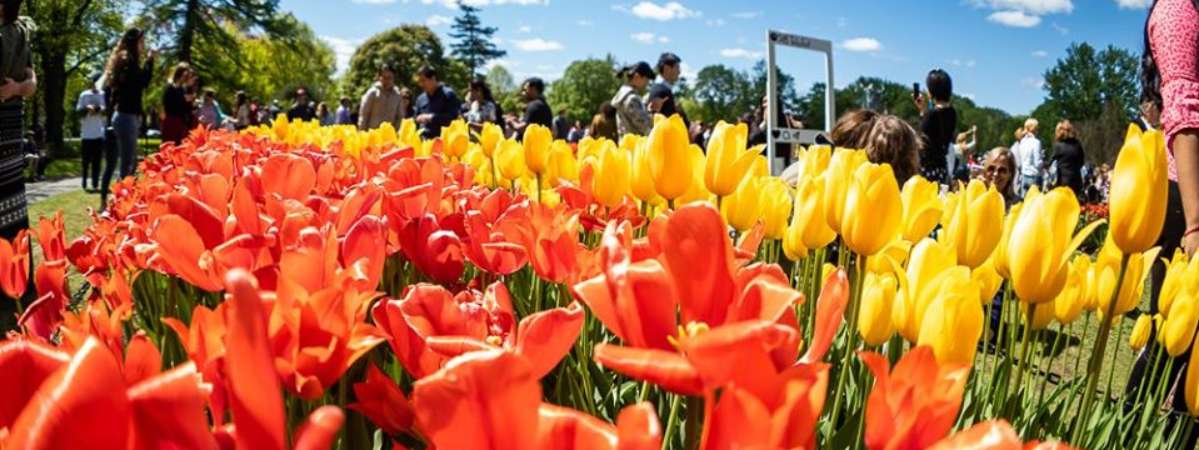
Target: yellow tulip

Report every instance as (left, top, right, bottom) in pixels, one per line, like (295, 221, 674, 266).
(940, 179, 1006, 269)
(523, 124, 552, 175)
(1110, 124, 1168, 254)
(794, 145, 832, 182)
(1163, 291, 1199, 357)
(992, 202, 1022, 280)
(822, 148, 868, 234)
(398, 119, 421, 151)
(440, 119, 470, 159)
(1158, 250, 1189, 317)
(972, 257, 1003, 305)
(619, 133, 641, 152)
(1007, 186, 1103, 304)
(704, 121, 759, 197)
(760, 178, 792, 240)
(841, 162, 903, 256)
(859, 272, 898, 347)
(1096, 243, 1160, 321)
(646, 115, 693, 202)
(1021, 302, 1056, 330)
(1053, 255, 1090, 325)
(867, 239, 912, 275)
(592, 141, 631, 208)
(494, 137, 527, 181)
(722, 176, 765, 233)
(894, 238, 957, 342)
(545, 140, 578, 187)
(479, 122, 503, 157)
(630, 144, 660, 204)
(463, 146, 495, 187)
(1187, 331, 1199, 415)
(900, 175, 943, 242)
(1130, 314, 1152, 351)
(782, 176, 832, 261)
(916, 266, 984, 366)
(676, 144, 713, 207)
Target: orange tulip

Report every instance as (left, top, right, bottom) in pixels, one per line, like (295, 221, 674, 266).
(860, 346, 970, 450)
(348, 364, 415, 436)
(0, 229, 29, 299)
(701, 362, 829, 450)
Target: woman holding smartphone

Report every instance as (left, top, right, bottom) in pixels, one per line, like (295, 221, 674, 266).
(913, 69, 957, 185)
(103, 28, 156, 208)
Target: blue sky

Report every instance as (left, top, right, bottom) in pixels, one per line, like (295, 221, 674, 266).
(282, 0, 1153, 115)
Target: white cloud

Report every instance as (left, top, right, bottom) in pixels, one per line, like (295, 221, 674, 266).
(949, 58, 977, 68)
(1115, 0, 1151, 8)
(485, 59, 521, 71)
(731, 11, 761, 19)
(971, 0, 1073, 14)
(320, 36, 362, 75)
(1021, 77, 1046, 89)
(353, 0, 396, 4)
(630, 32, 670, 44)
(577, 19, 593, 26)
(680, 62, 697, 80)
(1031, 50, 1049, 58)
(425, 14, 452, 27)
(988, 10, 1041, 27)
(719, 48, 763, 60)
(1050, 22, 1069, 34)
(705, 18, 726, 27)
(615, 1, 700, 21)
(518, 25, 532, 33)
(422, 0, 547, 8)
(842, 37, 882, 52)
(512, 38, 564, 52)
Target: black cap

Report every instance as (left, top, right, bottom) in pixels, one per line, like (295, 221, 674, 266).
(657, 52, 681, 70)
(621, 61, 655, 80)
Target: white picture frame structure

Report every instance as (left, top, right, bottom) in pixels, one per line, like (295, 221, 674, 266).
(766, 30, 835, 175)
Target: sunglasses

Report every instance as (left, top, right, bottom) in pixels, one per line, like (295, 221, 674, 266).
(985, 165, 1010, 175)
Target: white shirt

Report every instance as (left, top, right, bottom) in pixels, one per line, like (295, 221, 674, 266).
(76, 89, 106, 140)
(1015, 135, 1042, 177)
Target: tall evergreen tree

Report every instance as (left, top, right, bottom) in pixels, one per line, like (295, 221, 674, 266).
(449, 1, 506, 76)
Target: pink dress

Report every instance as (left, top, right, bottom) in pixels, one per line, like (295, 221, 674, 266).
(1149, 0, 1199, 182)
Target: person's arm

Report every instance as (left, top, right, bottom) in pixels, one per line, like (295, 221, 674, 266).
(358, 91, 374, 129)
(1177, 133, 1199, 254)
(76, 91, 88, 113)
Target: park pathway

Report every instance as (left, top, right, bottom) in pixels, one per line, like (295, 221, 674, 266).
(26, 177, 83, 204)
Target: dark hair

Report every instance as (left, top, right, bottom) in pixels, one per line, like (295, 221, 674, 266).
(377, 60, 397, 74)
(523, 77, 545, 95)
(600, 102, 616, 119)
(1, 0, 22, 24)
(104, 28, 144, 88)
(469, 78, 495, 103)
(417, 65, 439, 80)
(926, 69, 953, 102)
(657, 52, 681, 72)
(236, 91, 247, 106)
(203, 88, 216, 98)
(620, 61, 655, 82)
(828, 109, 879, 149)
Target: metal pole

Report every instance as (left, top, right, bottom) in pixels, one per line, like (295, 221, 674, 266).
(766, 31, 777, 175)
(824, 50, 835, 133)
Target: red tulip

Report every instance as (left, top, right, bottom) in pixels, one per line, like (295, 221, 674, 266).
(927, 420, 1021, 450)
(397, 214, 465, 285)
(349, 364, 415, 436)
(0, 339, 69, 428)
(701, 362, 829, 450)
(860, 346, 971, 450)
(32, 211, 66, 263)
(0, 229, 29, 299)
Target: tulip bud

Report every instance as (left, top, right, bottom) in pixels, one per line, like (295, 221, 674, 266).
(842, 162, 903, 256)
(1052, 255, 1089, 325)
(859, 273, 898, 346)
(479, 122, 503, 157)
(1158, 250, 1189, 318)
(916, 267, 984, 366)
(900, 176, 943, 242)
(630, 143, 660, 205)
(895, 239, 957, 342)
(1130, 314, 1152, 352)
(1110, 124, 1168, 254)
(972, 258, 1002, 305)
(940, 179, 1005, 269)
(822, 148, 868, 234)
(1021, 302, 1055, 331)
(523, 124, 553, 175)
(1163, 291, 1199, 357)
(592, 142, 631, 208)
(868, 239, 912, 275)
(495, 138, 527, 181)
(647, 115, 693, 201)
(704, 121, 759, 197)
(722, 176, 765, 233)
(1096, 245, 1159, 321)
(545, 140, 578, 187)
(440, 120, 470, 159)
(676, 144, 713, 206)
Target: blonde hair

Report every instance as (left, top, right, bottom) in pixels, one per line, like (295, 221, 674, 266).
(1023, 117, 1039, 133)
(170, 62, 191, 85)
(1054, 120, 1075, 141)
(1014, 126, 1025, 141)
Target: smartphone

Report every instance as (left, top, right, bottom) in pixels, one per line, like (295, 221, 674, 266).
(912, 82, 921, 98)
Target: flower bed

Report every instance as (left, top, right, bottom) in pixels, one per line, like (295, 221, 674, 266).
(0, 115, 1187, 449)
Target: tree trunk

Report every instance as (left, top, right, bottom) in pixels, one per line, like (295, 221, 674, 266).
(177, 0, 201, 62)
(39, 51, 68, 158)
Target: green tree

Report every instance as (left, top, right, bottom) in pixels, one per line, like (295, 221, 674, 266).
(191, 16, 335, 105)
(140, 0, 284, 64)
(690, 64, 752, 123)
(750, 59, 801, 119)
(342, 25, 469, 103)
(1042, 42, 1139, 123)
(547, 57, 619, 123)
(449, 1, 505, 76)
(485, 64, 519, 117)
(28, 0, 126, 156)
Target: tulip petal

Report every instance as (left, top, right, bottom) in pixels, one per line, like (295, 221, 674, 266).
(0, 339, 69, 428)
(801, 269, 849, 364)
(615, 402, 662, 450)
(928, 420, 1022, 450)
(516, 302, 585, 378)
(127, 361, 219, 450)
(537, 403, 619, 449)
(223, 269, 287, 450)
(412, 349, 541, 450)
(593, 344, 704, 396)
(293, 406, 345, 450)
(661, 203, 736, 326)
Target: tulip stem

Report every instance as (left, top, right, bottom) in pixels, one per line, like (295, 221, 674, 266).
(828, 252, 865, 435)
(1073, 253, 1130, 443)
(662, 394, 683, 450)
(1011, 303, 1035, 412)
